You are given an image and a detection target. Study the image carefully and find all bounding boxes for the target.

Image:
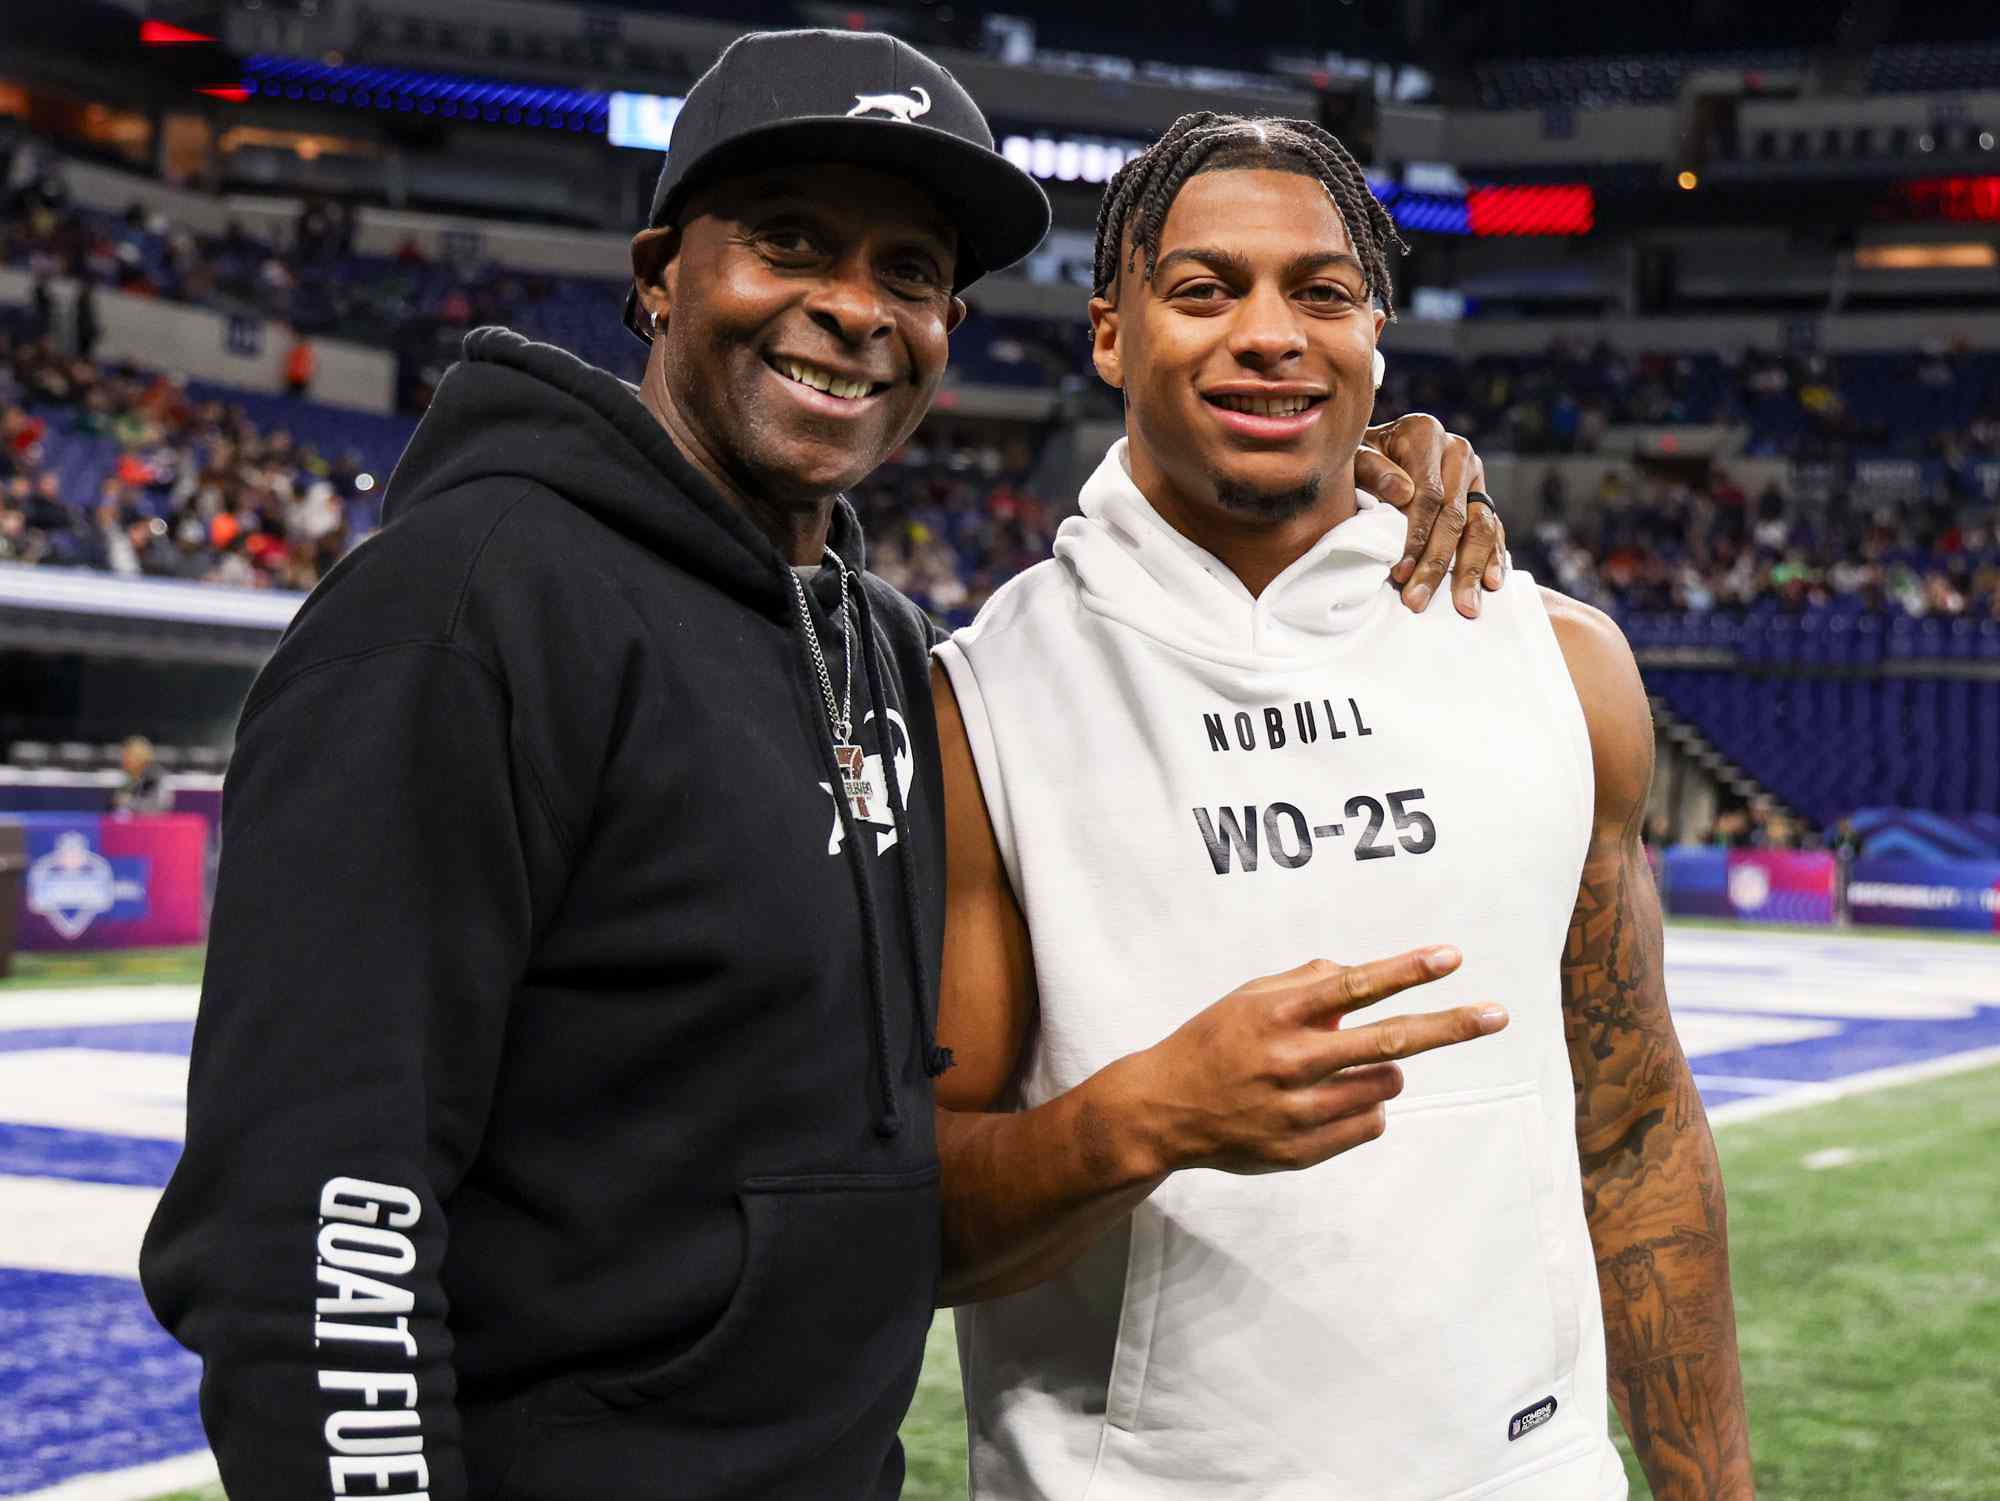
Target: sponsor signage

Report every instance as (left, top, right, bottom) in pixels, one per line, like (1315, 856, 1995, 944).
(1848, 857, 2000, 933)
(1661, 848, 1837, 926)
(13, 814, 208, 950)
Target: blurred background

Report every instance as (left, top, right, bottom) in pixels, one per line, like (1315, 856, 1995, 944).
(0, 2, 1993, 1499)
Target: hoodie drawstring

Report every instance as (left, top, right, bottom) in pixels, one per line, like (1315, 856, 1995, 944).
(791, 572, 914, 1138)
(851, 582, 955, 1083)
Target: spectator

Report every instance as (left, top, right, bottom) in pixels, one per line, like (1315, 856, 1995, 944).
(74, 282, 100, 360)
(283, 334, 316, 397)
(112, 735, 174, 814)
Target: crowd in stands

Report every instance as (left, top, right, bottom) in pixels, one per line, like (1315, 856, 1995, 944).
(6, 132, 1996, 630)
(1516, 461, 2000, 625)
(848, 426, 1060, 628)
(1382, 341, 2000, 461)
(1651, 803, 1837, 854)
(2, 144, 579, 359)
(1, 330, 369, 589)
(6, 312, 1996, 632)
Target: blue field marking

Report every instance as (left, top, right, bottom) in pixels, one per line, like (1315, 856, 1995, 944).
(0, 1124, 181, 1191)
(0, 1269, 204, 1495)
(1692, 1005, 2000, 1090)
(0, 1023, 195, 1058)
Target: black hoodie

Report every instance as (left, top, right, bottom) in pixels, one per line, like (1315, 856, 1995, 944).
(141, 329, 951, 1500)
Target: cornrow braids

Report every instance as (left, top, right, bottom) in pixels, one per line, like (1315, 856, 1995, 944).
(1091, 112, 1409, 318)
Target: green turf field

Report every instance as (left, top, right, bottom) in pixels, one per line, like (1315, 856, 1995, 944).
(0, 944, 206, 990)
(140, 1055, 2000, 1501)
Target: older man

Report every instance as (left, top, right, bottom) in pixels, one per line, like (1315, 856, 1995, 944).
(142, 31, 1504, 1501)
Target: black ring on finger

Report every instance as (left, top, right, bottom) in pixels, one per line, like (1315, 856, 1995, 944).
(1465, 490, 1496, 514)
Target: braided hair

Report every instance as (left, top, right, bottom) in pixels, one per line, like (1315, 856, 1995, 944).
(1091, 113, 1407, 317)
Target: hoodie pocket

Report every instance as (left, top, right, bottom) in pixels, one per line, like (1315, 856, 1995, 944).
(1087, 1082, 1586, 1501)
(580, 1162, 940, 1422)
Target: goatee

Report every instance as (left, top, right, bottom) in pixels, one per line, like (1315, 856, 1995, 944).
(1212, 473, 1324, 522)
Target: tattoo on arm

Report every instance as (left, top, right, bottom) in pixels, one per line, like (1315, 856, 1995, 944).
(1562, 810, 1754, 1499)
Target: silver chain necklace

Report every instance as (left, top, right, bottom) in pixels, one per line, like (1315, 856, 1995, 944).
(790, 554, 875, 820)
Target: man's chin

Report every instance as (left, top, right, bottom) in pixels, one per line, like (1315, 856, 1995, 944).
(747, 427, 891, 501)
(1210, 469, 1325, 523)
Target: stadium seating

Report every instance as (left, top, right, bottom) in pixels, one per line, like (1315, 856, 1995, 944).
(1867, 40, 2000, 95)
(1473, 51, 1801, 109)
(6, 155, 1995, 831)
(1648, 665, 2000, 823)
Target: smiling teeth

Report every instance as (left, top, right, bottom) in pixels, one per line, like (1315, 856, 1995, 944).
(1212, 394, 1313, 417)
(783, 360, 873, 400)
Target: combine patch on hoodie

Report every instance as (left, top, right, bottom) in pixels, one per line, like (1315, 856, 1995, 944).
(1507, 1394, 1558, 1441)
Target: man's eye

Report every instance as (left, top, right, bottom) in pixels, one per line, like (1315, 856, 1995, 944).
(888, 258, 943, 287)
(1302, 283, 1358, 304)
(1176, 282, 1227, 302)
(763, 230, 819, 257)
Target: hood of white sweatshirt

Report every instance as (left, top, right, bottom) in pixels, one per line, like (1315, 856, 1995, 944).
(1051, 438, 1410, 666)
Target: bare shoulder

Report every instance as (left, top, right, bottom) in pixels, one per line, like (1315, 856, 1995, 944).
(1538, 587, 1653, 825)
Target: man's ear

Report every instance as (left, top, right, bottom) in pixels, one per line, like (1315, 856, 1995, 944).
(1088, 296, 1122, 390)
(945, 294, 968, 335)
(629, 224, 682, 331)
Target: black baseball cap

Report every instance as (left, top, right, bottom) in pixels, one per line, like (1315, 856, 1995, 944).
(623, 28, 1051, 344)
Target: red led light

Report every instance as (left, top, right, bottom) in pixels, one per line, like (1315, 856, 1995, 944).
(1899, 176, 2000, 222)
(1466, 184, 1595, 237)
(141, 20, 216, 44)
(196, 86, 251, 103)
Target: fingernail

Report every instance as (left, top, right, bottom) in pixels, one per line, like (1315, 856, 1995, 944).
(1407, 583, 1431, 610)
(1476, 1004, 1509, 1033)
(1426, 945, 1461, 973)
(1392, 560, 1412, 584)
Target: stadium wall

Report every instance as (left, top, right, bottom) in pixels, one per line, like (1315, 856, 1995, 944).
(1383, 104, 1679, 167)
(0, 271, 396, 414)
(352, 209, 628, 279)
(58, 153, 633, 277)
(59, 158, 300, 245)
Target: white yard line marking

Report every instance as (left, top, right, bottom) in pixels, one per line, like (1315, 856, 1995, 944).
(0, 1050, 189, 1140)
(1801, 1146, 1863, 1171)
(1708, 1043, 2000, 1128)
(0, 1174, 160, 1279)
(8, 1449, 216, 1501)
(1674, 1013, 1842, 1056)
(0, 986, 201, 1030)
(1664, 929, 1998, 1022)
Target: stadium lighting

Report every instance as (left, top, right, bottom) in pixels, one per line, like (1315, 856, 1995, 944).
(608, 91, 685, 151)
(1898, 176, 2000, 222)
(1855, 242, 1998, 269)
(354, 474, 376, 493)
(1677, 169, 1699, 190)
(1463, 184, 1594, 237)
(1001, 133, 1146, 185)
(140, 20, 216, 45)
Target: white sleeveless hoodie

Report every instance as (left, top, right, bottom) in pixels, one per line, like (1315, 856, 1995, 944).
(935, 441, 1626, 1501)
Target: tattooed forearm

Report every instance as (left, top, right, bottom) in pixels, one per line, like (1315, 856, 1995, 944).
(1562, 819, 1754, 1500)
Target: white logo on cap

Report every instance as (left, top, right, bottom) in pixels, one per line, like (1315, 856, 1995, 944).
(847, 86, 931, 123)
